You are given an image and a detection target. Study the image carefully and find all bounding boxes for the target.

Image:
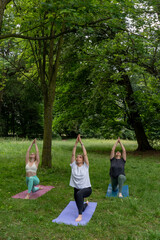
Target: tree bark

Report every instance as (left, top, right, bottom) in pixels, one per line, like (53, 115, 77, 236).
(122, 73, 153, 151)
(0, 90, 3, 116)
(42, 96, 54, 167)
(41, 74, 56, 167)
(40, 24, 64, 167)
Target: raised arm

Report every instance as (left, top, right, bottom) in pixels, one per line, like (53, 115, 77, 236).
(79, 135, 89, 166)
(35, 139, 40, 165)
(25, 139, 35, 164)
(110, 138, 119, 159)
(71, 136, 79, 164)
(119, 138, 126, 161)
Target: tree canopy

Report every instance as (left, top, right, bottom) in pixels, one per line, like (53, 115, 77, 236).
(0, 0, 160, 166)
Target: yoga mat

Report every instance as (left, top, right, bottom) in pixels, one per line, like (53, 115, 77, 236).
(106, 184, 129, 198)
(52, 201, 97, 226)
(12, 185, 54, 199)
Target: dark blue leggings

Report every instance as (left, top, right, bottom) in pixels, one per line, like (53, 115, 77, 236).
(74, 187, 92, 214)
(111, 174, 126, 193)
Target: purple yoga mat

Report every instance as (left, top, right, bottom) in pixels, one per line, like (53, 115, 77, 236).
(12, 185, 54, 199)
(52, 201, 97, 226)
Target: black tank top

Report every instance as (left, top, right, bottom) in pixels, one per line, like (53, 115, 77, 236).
(110, 157, 126, 178)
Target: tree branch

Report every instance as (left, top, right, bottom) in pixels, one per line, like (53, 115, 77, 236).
(0, 53, 41, 91)
(0, 17, 110, 41)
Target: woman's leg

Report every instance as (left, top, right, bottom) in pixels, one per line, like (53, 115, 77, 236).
(25, 177, 33, 199)
(74, 188, 79, 208)
(31, 176, 40, 193)
(26, 177, 34, 194)
(118, 174, 126, 194)
(111, 177, 118, 192)
(26, 176, 40, 194)
(74, 187, 92, 215)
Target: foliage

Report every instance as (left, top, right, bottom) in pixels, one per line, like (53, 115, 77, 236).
(51, 0, 160, 145)
(0, 77, 43, 138)
(1, 0, 160, 151)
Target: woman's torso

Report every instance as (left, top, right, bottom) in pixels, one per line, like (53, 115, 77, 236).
(26, 162, 38, 177)
(110, 157, 125, 178)
(69, 161, 91, 189)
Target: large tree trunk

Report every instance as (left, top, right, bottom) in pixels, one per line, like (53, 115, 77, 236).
(122, 74, 153, 151)
(0, 90, 3, 116)
(41, 24, 64, 167)
(0, 90, 3, 135)
(42, 96, 54, 167)
(41, 77, 56, 167)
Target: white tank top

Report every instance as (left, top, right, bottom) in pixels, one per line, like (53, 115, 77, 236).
(26, 162, 37, 173)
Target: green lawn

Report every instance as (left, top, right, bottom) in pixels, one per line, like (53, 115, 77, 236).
(0, 138, 160, 240)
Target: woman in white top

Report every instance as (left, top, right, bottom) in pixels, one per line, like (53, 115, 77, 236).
(69, 134, 92, 222)
(25, 139, 42, 199)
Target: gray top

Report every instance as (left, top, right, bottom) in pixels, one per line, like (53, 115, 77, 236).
(69, 161, 91, 189)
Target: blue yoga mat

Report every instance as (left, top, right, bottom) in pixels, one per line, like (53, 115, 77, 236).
(106, 184, 129, 197)
(52, 201, 97, 226)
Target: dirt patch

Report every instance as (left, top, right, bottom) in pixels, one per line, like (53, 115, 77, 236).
(128, 150, 160, 157)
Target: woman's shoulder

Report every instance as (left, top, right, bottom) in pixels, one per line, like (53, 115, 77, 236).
(70, 161, 76, 167)
(121, 158, 126, 163)
(34, 161, 39, 166)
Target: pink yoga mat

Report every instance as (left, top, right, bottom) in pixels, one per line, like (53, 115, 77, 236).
(12, 185, 54, 199)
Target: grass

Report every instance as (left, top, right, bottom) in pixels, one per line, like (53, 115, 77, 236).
(0, 138, 160, 240)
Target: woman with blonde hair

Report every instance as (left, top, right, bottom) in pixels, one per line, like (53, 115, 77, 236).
(25, 139, 42, 199)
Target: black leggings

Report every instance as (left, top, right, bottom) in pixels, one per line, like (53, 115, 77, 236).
(74, 187, 92, 214)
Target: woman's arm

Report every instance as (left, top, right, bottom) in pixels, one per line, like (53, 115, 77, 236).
(79, 135, 89, 166)
(71, 136, 79, 164)
(35, 139, 40, 165)
(119, 138, 126, 161)
(25, 139, 35, 164)
(110, 138, 119, 159)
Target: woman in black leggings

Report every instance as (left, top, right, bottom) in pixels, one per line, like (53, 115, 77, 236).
(110, 137, 126, 197)
(69, 135, 92, 222)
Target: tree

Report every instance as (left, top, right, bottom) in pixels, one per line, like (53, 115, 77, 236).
(1, 0, 108, 167)
(1, 0, 160, 157)
(0, 0, 12, 115)
(52, 0, 159, 150)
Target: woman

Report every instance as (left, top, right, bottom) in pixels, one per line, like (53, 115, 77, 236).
(25, 139, 42, 199)
(110, 137, 126, 198)
(69, 134, 92, 222)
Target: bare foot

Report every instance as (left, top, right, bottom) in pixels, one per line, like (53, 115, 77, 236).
(118, 192, 123, 198)
(39, 186, 43, 190)
(75, 214, 82, 222)
(86, 200, 89, 205)
(25, 193, 30, 199)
